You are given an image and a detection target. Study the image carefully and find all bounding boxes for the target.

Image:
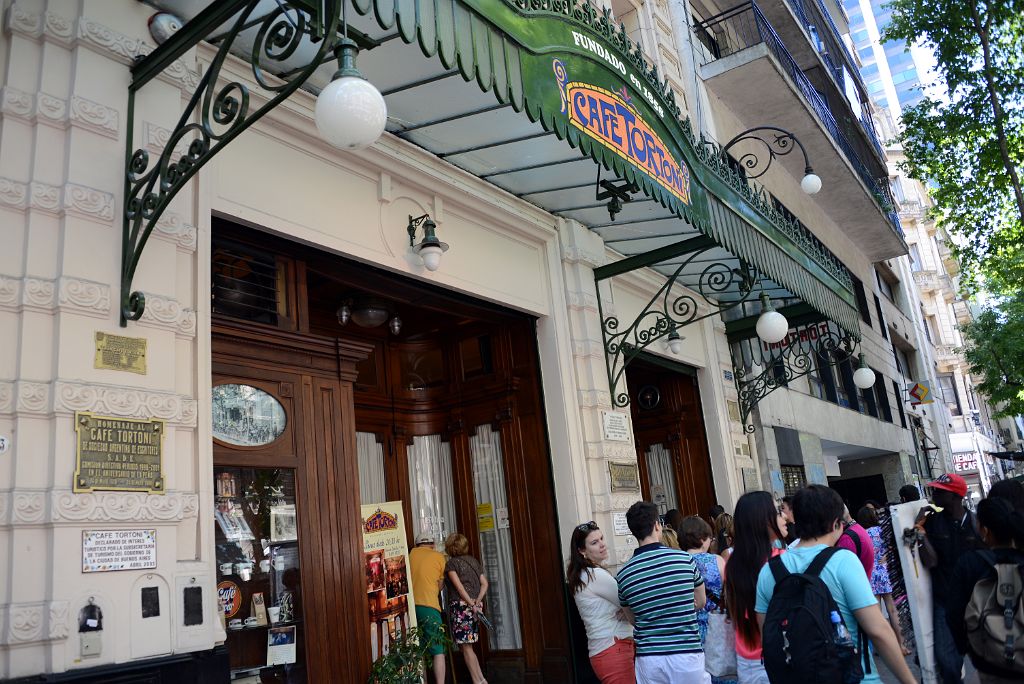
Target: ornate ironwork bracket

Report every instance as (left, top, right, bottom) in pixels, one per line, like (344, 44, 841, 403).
(720, 125, 815, 180)
(729, 319, 859, 432)
(596, 238, 759, 408)
(120, 0, 354, 325)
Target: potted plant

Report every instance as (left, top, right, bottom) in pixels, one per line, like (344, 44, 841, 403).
(368, 625, 450, 684)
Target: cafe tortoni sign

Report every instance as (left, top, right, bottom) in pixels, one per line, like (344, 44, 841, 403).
(555, 57, 692, 206)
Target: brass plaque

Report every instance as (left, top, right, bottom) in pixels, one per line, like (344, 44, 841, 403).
(608, 461, 640, 492)
(94, 332, 147, 375)
(74, 412, 165, 493)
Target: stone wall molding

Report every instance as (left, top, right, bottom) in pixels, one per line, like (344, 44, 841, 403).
(16, 381, 51, 415)
(0, 86, 33, 121)
(0, 381, 12, 414)
(53, 381, 198, 427)
(138, 291, 197, 338)
(50, 490, 199, 523)
(48, 601, 69, 641)
(12, 490, 45, 524)
(69, 95, 120, 138)
(29, 181, 61, 215)
(0, 601, 70, 646)
(62, 182, 114, 223)
(0, 87, 119, 139)
(153, 211, 198, 252)
(58, 277, 111, 317)
(0, 274, 21, 309)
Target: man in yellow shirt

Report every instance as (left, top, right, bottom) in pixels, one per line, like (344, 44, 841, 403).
(409, 534, 447, 683)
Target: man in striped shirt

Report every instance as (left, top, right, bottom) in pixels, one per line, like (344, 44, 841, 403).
(618, 501, 709, 683)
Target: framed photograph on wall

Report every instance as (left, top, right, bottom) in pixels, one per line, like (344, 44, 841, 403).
(270, 504, 297, 542)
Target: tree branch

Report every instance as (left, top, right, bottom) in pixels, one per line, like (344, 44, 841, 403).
(969, 2, 1024, 225)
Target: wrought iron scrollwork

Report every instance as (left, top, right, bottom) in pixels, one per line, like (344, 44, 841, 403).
(121, 0, 342, 325)
(731, 320, 859, 432)
(600, 249, 758, 407)
(721, 126, 811, 181)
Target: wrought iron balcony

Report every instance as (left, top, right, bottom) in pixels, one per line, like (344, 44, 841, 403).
(694, 1, 903, 239)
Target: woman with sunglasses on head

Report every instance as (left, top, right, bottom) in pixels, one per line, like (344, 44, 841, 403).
(724, 492, 787, 684)
(568, 521, 635, 684)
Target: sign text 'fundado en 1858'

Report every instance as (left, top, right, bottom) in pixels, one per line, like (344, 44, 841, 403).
(74, 412, 165, 493)
(82, 529, 157, 573)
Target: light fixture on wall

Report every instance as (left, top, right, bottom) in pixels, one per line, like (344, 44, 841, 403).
(596, 167, 640, 221)
(314, 2, 387, 150)
(722, 126, 821, 195)
(666, 327, 683, 354)
(755, 293, 789, 344)
(853, 353, 876, 389)
(336, 295, 401, 334)
(407, 214, 449, 272)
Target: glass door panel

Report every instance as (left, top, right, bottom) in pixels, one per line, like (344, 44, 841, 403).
(214, 466, 304, 682)
(356, 431, 386, 506)
(644, 443, 679, 515)
(470, 425, 522, 650)
(406, 435, 456, 543)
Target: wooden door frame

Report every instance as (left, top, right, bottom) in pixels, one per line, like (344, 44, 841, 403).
(212, 319, 372, 682)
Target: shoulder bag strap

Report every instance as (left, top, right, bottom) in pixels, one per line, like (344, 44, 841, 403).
(769, 554, 790, 583)
(843, 526, 862, 556)
(806, 547, 841, 577)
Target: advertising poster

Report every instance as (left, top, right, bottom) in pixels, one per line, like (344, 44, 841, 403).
(362, 501, 416, 661)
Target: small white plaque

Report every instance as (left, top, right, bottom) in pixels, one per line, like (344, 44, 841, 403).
(612, 512, 630, 536)
(496, 507, 510, 530)
(0, 435, 8, 454)
(602, 410, 632, 442)
(82, 529, 156, 573)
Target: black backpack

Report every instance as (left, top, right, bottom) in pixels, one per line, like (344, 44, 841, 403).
(965, 551, 1024, 674)
(762, 548, 868, 684)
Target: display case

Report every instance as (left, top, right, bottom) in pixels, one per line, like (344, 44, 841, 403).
(215, 466, 305, 683)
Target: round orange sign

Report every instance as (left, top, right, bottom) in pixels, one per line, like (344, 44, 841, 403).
(217, 580, 242, 618)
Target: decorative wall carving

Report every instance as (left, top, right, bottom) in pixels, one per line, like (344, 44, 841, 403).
(154, 211, 198, 252)
(565, 290, 602, 313)
(0, 491, 9, 525)
(0, 381, 12, 414)
(69, 96, 119, 138)
(20, 278, 56, 311)
(48, 601, 69, 640)
(5, 4, 43, 39)
(16, 381, 51, 415)
(0, 86, 33, 120)
(76, 16, 148, 64)
(578, 389, 613, 409)
(12, 491, 45, 523)
(34, 92, 68, 128)
(51, 490, 199, 522)
(561, 245, 606, 268)
(139, 292, 197, 337)
(63, 183, 114, 223)
(0, 177, 28, 210)
(43, 12, 75, 46)
(29, 182, 61, 215)
(58, 277, 111, 316)
(0, 275, 21, 310)
(5, 603, 44, 645)
(53, 381, 198, 427)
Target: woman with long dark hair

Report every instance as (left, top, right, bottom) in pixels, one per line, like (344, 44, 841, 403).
(724, 492, 786, 684)
(568, 521, 635, 684)
(947, 496, 1024, 682)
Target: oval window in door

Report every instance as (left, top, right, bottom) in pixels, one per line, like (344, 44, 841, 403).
(212, 384, 287, 446)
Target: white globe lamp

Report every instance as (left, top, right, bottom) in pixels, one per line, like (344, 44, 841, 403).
(667, 328, 683, 355)
(800, 168, 822, 195)
(315, 39, 386, 150)
(755, 293, 789, 344)
(418, 244, 444, 272)
(853, 354, 876, 389)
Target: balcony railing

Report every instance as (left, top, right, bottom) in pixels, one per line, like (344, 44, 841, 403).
(695, 1, 903, 237)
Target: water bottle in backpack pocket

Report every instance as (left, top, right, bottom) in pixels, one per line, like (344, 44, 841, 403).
(762, 548, 867, 684)
(965, 551, 1024, 674)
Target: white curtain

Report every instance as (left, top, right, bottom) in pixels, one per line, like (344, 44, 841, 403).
(406, 435, 456, 544)
(645, 443, 679, 514)
(470, 425, 522, 650)
(356, 432, 386, 506)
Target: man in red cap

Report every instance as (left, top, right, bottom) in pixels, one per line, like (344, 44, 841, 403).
(914, 473, 984, 683)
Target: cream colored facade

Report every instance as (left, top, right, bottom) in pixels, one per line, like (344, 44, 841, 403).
(1, 0, 917, 679)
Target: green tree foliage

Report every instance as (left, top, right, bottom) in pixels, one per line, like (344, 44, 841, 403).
(960, 289, 1024, 417)
(885, 0, 1024, 288)
(887, 1, 1024, 412)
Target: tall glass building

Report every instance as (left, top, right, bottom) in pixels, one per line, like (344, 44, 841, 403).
(843, 0, 926, 116)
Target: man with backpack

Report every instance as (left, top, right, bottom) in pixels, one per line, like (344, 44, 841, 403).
(945, 496, 1024, 683)
(914, 472, 985, 683)
(755, 485, 917, 684)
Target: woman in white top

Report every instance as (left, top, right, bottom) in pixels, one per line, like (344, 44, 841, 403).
(568, 521, 635, 684)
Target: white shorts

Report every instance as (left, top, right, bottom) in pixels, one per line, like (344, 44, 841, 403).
(736, 655, 770, 684)
(635, 652, 711, 684)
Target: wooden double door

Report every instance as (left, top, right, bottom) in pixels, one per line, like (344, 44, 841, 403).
(211, 320, 570, 682)
(627, 358, 717, 518)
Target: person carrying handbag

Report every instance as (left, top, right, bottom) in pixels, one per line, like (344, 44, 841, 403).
(680, 516, 737, 684)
